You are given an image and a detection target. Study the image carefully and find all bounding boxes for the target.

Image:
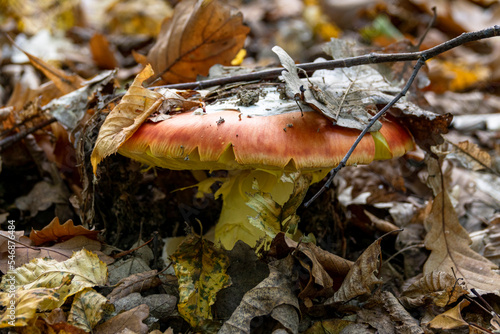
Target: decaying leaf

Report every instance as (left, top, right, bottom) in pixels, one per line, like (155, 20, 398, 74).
(145, 0, 250, 84)
(447, 140, 492, 171)
(94, 304, 149, 334)
(0, 288, 60, 328)
(14, 181, 68, 217)
(273, 43, 389, 131)
(91, 64, 162, 173)
(219, 255, 300, 334)
(108, 270, 162, 302)
(424, 190, 500, 294)
(381, 291, 424, 334)
(427, 299, 470, 330)
(269, 233, 353, 299)
(42, 69, 116, 132)
(400, 271, 468, 308)
(329, 237, 383, 303)
(30, 217, 100, 246)
(68, 288, 114, 332)
(0, 249, 108, 309)
(171, 234, 230, 332)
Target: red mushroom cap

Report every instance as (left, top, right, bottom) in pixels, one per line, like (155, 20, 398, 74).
(118, 109, 414, 172)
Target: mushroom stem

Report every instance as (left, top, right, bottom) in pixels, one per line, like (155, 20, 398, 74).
(214, 169, 326, 250)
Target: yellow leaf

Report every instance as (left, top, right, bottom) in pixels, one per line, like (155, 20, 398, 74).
(0, 288, 59, 328)
(171, 234, 230, 332)
(68, 288, 114, 332)
(0, 249, 108, 310)
(90, 64, 162, 174)
(146, 0, 250, 84)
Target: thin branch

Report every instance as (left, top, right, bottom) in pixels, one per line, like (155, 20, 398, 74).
(0, 117, 57, 153)
(304, 25, 500, 206)
(153, 25, 500, 90)
(305, 58, 426, 206)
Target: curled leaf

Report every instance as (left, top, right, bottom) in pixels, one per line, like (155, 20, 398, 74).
(91, 64, 162, 173)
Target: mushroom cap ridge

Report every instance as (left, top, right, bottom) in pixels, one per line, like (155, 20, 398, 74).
(118, 109, 414, 171)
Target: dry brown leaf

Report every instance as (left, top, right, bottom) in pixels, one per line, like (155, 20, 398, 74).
(427, 299, 470, 330)
(270, 233, 352, 299)
(424, 190, 500, 294)
(219, 255, 299, 334)
(449, 140, 492, 170)
(400, 271, 468, 308)
(90, 33, 118, 70)
(108, 270, 162, 302)
(94, 304, 149, 334)
(90, 64, 163, 173)
(381, 291, 424, 334)
(330, 237, 383, 303)
(145, 0, 249, 84)
(9, 36, 84, 94)
(30, 217, 100, 246)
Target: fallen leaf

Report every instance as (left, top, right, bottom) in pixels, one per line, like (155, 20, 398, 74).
(30, 217, 100, 246)
(447, 140, 492, 170)
(42, 69, 116, 132)
(219, 255, 299, 334)
(89, 33, 118, 70)
(90, 64, 163, 173)
(171, 234, 230, 332)
(0, 249, 108, 310)
(94, 304, 149, 334)
(108, 270, 162, 302)
(0, 235, 113, 274)
(401, 271, 468, 308)
(427, 299, 470, 330)
(14, 181, 68, 217)
(68, 288, 114, 332)
(381, 291, 424, 334)
(273, 43, 386, 131)
(0, 288, 60, 328)
(146, 0, 250, 84)
(329, 237, 383, 303)
(424, 190, 500, 294)
(269, 233, 353, 299)
(9, 35, 84, 94)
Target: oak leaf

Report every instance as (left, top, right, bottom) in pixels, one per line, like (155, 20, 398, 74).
(30, 217, 100, 246)
(145, 0, 250, 84)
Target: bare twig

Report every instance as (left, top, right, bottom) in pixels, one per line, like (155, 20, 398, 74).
(0, 117, 57, 153)
(304, 25, 500, 206)
(153, 26, 500, 90)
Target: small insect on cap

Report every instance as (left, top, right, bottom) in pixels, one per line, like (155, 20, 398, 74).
(118, 109, 415, 172)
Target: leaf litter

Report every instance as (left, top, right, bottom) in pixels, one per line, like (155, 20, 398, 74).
(1, 0, 500, 333)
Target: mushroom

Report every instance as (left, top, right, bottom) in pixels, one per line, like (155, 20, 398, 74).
(117, 103, 415, 250)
